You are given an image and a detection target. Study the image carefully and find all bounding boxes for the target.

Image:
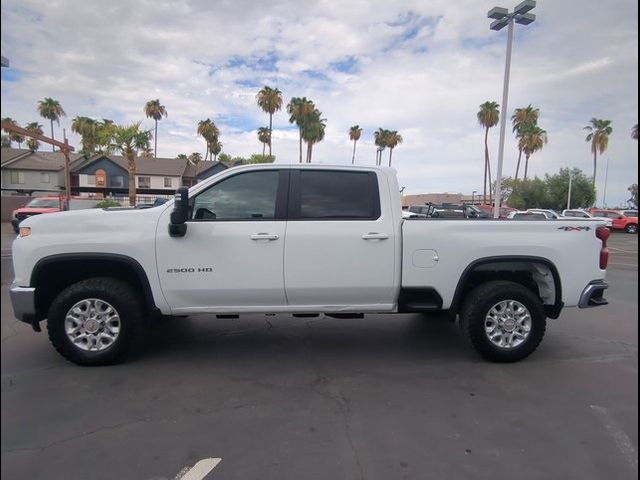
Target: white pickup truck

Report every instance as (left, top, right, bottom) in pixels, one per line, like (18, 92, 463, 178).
(10, 165, 610, 365)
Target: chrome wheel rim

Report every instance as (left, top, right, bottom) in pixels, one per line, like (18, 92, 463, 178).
(484, 300, 532, 349)
(64, 298, 121, 352)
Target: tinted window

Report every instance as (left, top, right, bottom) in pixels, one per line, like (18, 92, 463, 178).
(297, 171, 379, 219)
(26, 198, 59, 208)
(192, 170, 279, 220)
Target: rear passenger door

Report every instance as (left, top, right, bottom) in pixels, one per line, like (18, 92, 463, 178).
(283, 169, 396, 309)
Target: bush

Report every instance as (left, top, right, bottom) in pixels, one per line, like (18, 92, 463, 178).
(95, 199, 122, 208)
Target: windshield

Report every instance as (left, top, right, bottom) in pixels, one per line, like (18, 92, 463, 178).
(25, 198, 60, 208)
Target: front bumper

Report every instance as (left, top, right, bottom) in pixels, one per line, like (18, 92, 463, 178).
(578, 280, 609, 308)
(10, 285, 36, 323)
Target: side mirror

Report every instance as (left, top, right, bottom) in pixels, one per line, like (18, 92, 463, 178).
(169, 187, 189, 237)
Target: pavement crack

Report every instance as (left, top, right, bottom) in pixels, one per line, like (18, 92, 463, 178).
(311, 375, 365, 480)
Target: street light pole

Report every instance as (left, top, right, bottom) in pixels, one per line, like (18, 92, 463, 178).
(567, 170, 573, 210)
(472, 190, 477, 205)
(488, 1, 536, 218)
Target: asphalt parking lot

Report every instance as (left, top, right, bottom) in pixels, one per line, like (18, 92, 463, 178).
(1, 223, 637, 480)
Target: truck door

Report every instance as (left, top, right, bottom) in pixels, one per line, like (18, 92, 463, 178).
(283, 169, 396, 309)
(156, 169, 289, 313)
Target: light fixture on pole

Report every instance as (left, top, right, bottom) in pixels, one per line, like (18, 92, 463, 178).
(488, 0, 537, 218)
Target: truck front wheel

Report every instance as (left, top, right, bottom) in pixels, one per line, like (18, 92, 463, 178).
(461, 281, 546, 362)
(47, 277, 143, 366)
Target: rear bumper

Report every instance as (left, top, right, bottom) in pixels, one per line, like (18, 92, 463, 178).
(578, 280, 609, 308)
(10, 285, 36, 323)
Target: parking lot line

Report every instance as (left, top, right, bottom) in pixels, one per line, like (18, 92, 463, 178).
(590, 405, 638, 473)
(176, 458, 221, 480)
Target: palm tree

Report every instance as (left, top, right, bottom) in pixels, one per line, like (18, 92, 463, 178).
(256, 86, 282, 157)
(632, 124, 638, 140)
(96, 119, 117, 153)
(209, 140, 222, 161)
(25, 122, 44, 151)
(386, 130, 403, 167)
(144, 99, 167, 158)
(287, 97, 315, 163)
(519, 123, 548, 180)
(176, 153, 189, 161)
(188, 152, 202, 165)
(2, 117, 24, 148)
(301, 109, 326, 163)
(584, 118, 612, 186)
(107, 122, 152, 206)
(257, 127, 271, 156)
(478, 101, 500, 204)
(71, 116, 99, 155)
(374, 128, 389, 166)
(511, 105, 540, 180)
(37, 97, 66, 151)
(197, 119, 220, 160)
(349, 125, 362, 164)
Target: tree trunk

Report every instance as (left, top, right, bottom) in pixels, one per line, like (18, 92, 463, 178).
(128, 151, 136, 206)
(269, 113, 273, 158)
(299, 127, 303, 163)
(388, 148, 393, 167)
(51, 119, 55, 152)
(515, 149, 523, 180)
(205, 144, 209, 161)
(483, 127, 488, 204)
(306, 141, 312, 163)
(487, 150, 493, 205)
(262, 141, 266, 157)
(154, 120, 158, 158)
(524, 153, 531, 180)
(592, 150, 597, 186)
(352, 140, 356, 164)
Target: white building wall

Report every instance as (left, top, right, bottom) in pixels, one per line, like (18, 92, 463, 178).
(136, 175, 181, 189)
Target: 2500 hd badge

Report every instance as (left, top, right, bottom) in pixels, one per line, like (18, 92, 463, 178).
(166, 267, 213, 273)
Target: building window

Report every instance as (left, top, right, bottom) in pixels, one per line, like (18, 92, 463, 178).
(87, 174, 96, 185)
(10, 171, 25, 184)
(41, 172, 51, 183)
(138, 176, 151, 189)
(111, 175, 124, 188)
(164, 177, 173, 188)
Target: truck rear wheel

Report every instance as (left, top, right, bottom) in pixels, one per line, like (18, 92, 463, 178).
(461, 281, 546, 362)
(47, 277, 143, 366)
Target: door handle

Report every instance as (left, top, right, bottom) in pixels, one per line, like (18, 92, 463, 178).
(361, 232, 389, 240)
(251, 233, 279, 241)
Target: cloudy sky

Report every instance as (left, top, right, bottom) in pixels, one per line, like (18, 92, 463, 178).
(1, 0, 638, 206)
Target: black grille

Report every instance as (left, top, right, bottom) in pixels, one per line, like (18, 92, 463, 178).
(16, 213, 40, 222)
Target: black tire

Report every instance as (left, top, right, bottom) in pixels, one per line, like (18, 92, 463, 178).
(625, 223, 638, 234)
(47, 277, 144, 366)
(460, 280, 546, 363)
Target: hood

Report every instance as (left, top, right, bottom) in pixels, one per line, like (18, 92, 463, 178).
(21, 203, 171, 234)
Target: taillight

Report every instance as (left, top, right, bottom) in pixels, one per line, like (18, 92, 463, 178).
(596, 227, 609, 269)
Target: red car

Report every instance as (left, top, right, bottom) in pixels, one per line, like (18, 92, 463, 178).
(11, 196, 64, 233)
(10, 195, 99, 233)
(590, 209, 638, 234)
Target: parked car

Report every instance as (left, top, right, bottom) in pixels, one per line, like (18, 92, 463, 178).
(402, 209, 427, 219)
(11, 197, 62, 233)
(526, 209, 560, 219)
(476, 204, 518, 219)
(11, 165, 610, 365)
(11, 196, 101, 233)
(590, 209, 638, 234)
(409, 203, 491, 219)
(618, 209, 637, 217)
(508, 211, 548, 220)
(561, 209, 614, 229)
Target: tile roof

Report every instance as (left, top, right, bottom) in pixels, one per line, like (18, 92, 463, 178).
(183, 160, 227, 178)
(1, 148, 84, 171)
(1, 148, 228, 177)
